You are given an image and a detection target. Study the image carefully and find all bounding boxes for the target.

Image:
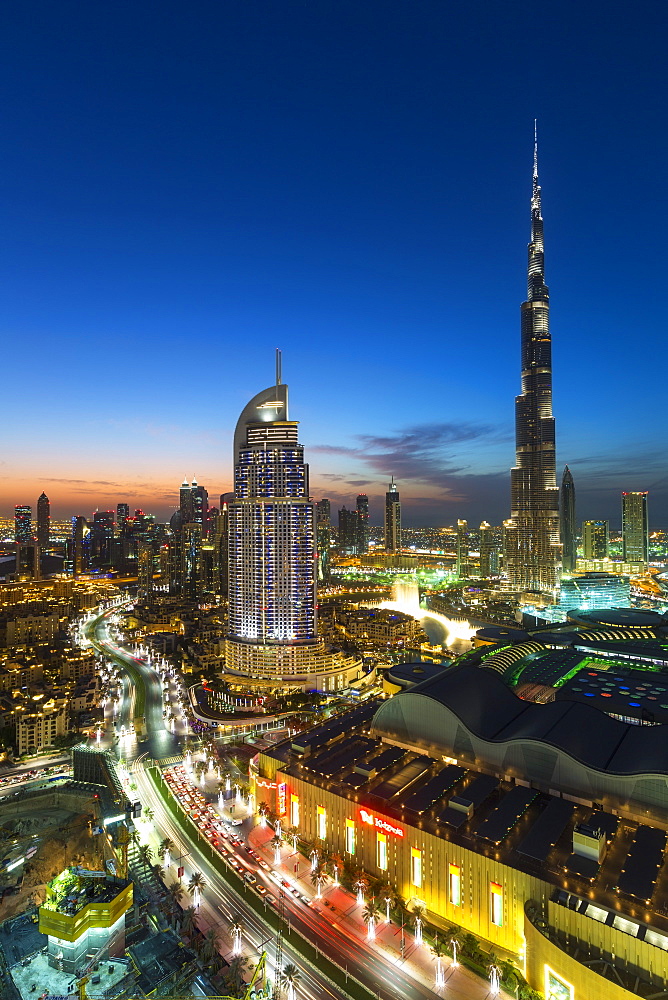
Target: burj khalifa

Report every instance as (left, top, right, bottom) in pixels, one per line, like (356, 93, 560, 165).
(505, 129, 561, 593)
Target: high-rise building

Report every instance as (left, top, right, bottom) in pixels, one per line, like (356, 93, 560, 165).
(90, 511, 115, 565)
(560, 466, 576, 572)
(384, 478, 401, 552)
(137, 539, 154, 605)
(223, 357, 364, 692)
(316, 499, 331, 583)
(338, 507, 359, 555)
(479, 521, 501, 578)
(505, 130, 560, 594)
(179, 477, 193, 525)
(622, 491, 649, 566)
(116, 502, 130, 527)
(356, 494, 369, 555)
(71, 516, 89, 575)
(456, 519, 469, 578)
(582, 520, 609, 560)
(191, 479, 208, 533)
(36, 493, 50, 548)
(14, 505, 32, 544)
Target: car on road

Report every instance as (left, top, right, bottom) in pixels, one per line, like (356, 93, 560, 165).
(258, 860, 269, 870)
(243, 873, 256, 885)
(256, 884, 268, 896)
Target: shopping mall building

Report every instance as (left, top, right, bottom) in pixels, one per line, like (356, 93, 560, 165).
(254, 610, 668, 1000)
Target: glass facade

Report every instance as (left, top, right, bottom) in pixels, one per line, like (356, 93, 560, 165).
(345, 818, 355, 855)
(506, 135, 561, 594)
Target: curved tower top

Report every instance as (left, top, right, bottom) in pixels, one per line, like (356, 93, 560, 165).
(232, 382, 289, 460)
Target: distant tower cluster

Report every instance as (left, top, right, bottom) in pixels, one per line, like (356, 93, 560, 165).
(505, 128, 561, 593)
(384, 478, 401, 552)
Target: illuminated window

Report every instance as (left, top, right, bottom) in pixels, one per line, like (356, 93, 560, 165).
(411, 848, 422, 888)
(544, 966, 574, 1000)
(290, 794, 299, 828)
(377, 832, 387, 870)
(345, 818, 355, 855)
(490, 882, 503, 927)
(317, 806, 326, 840)
(449, 863, 461, 906)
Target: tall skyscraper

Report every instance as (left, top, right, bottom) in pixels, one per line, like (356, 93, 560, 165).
(582, 520, 609, 560)
(622, 491, 649, 566)
(14, 505, 33, 544)
(356, 494, 369, 555)
(384, 478, 401, 552)
(71, 516, 89, 575)
(37, 493, 50, 548)
(456, 519, 469, 577)
(479, 521, 501, 578)
(90, 511, 115, 565)
(191, 479, 208, 534)
(560, 466, 576, 572)
(338, 507, 359, 554)
(506, 129, 560, 593)
(117, 503, 130, 527)
(179, 478, 193, 525)
(316, 499, 331, 583)
(223, 356, 363, 691)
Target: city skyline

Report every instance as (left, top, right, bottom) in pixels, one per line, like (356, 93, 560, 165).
(1, 4, 667, 526)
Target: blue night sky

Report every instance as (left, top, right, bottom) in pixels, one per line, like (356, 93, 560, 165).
(1, 1, 666, 528)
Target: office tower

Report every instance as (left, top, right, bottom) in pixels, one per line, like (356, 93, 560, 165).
(224, 355, 363, 691)
(181, 523, 203, 600)
(191, 479, 208, 533)
(90, 511, 115, 565)
(384, 477, 401, 552)
(506, 129, 561, 593)
(71, 516, 89, 575)
(179, 477, 193, 525)
(36, 493, 50, 548)
(137, 539, 154, 604)
(479, 521, 501, 577)
(622, 491, 649, 566)
(16, 542, 40, 580)
(582, 520, 609, 560)
(338, 507, 359, 555)
(14, 505, 32, 544)
(316, 499, 331, 583)
(116, 502, 130, 527)
(456, 519, 469, 577)
(560, 466, 576, 572)
(356, 494, 370, 555)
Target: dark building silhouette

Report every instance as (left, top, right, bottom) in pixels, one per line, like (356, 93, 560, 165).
(14, 505, 32, 544)
(37, 493, 50, 548)
(560, 466, 576, 572)
(384, 478, 401, 552)
(622, 491, 649, 566)
(356, 494, 369, 555)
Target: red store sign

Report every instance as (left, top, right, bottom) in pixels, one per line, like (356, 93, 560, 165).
(359, 808, 404, 838)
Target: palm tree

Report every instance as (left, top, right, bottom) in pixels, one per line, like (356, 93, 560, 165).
(152, 863, 166, 882)
(165, 880, 184, 920)
(158, 836, 175, 866)
(432, 934, 446, 988)
(201, 927, 222, 966)
(270, 835, 282, 865)
(413, 904, 425, 946)
(310, 862, 326, 899)
(329, 852, 344, 885)
(362, 900, 380, 941)
(143, 805, 154, 823)
(137, 844, 153, 870)
(282, 962, 301, 1000)
(287, 825, 300, 850)
(230, 915, 243, 956)
(225, 956, 249, 996)
(354, 871, 369, 906)
(188, 871, 207, 907)
(380, 882, 396, 922)
(129, 828, 141, 848)
(180, 905, 198, 940)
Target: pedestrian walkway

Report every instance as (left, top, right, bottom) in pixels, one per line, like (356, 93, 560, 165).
(249, 824, 513, 1000)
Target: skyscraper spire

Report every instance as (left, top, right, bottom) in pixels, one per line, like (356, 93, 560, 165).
(505, 129, 561, 594)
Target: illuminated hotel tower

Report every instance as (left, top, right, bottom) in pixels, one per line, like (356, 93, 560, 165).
(506, 128, 561, 593)
(224, 353, 362, 691)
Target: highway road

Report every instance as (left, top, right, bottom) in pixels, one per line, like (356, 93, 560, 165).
(84, 606, 506, 1000)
